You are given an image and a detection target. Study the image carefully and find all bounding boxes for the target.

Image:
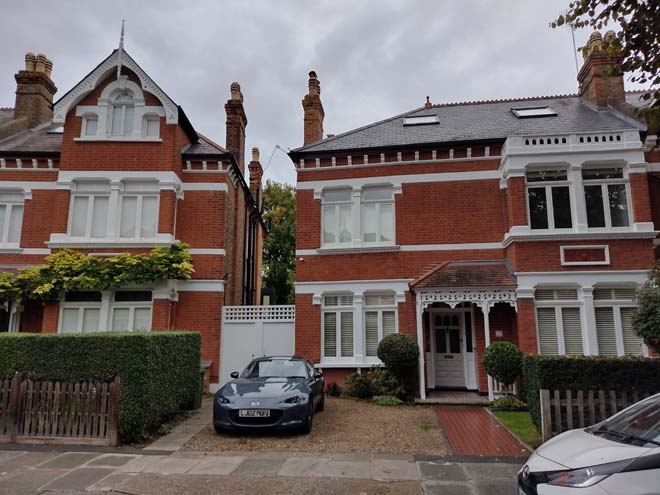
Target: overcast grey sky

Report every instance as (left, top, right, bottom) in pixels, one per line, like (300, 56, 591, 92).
(0, 1, 641, 185)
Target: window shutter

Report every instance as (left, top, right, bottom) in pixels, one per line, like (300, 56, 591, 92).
(620, 307, 643, 356)
(593, 289, 611, 300)
(340, 312, 353, 357)
(614, 288, 636, 300)
(535, 289, 555, 301)
(556, 289, 578, 300)
(536, 307, 559, 355)
(595, 307, 617, 356)
(561, 307, 583, 355)
(382, 311, 396, 337)
(365, 311, 378, 356)
(323, 312, 337, 357)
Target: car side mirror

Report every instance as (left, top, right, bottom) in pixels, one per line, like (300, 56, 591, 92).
(314, 372, 323, 379)
(230, 371, 239, 379)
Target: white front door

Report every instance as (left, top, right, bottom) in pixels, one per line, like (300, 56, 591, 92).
(432, 312, 466, 388)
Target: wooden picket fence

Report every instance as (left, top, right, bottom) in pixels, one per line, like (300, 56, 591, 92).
(0, 375, 120, 446)
(539, 389, 651, 442)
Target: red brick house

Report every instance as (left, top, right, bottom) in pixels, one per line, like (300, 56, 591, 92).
(290, 32, 659, 400)
(0, 45, 265, 389)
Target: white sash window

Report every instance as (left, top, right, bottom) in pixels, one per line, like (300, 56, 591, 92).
(361, 187, 394, 246)
(527, 169, 573, 230)
(535, 289, 583, 355)
(0, 192, 25, 247)
(322, 295, 354, 358)
(364, 293, 397, 356)
(593, 287, 644, 356)
(322, 189, 352, 247)
(583, 168, 630, 229)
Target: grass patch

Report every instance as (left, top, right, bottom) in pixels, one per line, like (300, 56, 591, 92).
(493, 411, 542, 449)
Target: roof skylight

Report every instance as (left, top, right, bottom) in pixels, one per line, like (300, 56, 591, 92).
(403, 115, 439, 126)
(511, 106, 557, 118)
(47, 126, 64, 134)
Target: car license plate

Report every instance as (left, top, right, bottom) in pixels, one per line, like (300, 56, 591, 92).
(239, 409, 270, 418)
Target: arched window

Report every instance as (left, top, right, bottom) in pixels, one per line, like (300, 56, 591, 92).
(110, 90, 135, 136)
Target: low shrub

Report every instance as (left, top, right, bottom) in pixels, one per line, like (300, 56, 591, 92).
(368, 367, 404, 398)
(326, 382, 341, 397)
(523, 355, 660, 431)
(345, 372, 374, 398)
(0, 331, 201, 443)
(372, 395, 402, 406)
(491, 396, 527, 411)
(481, 342, 523, 394)
(377, 334, 419, 379)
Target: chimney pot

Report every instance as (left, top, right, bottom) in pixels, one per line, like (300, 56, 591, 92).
(44, 58, 53, 78)
(35, 54, 47, 73)
(25, 53, 36, 71)
(225, 82, 248, 173)
(425, 96, 432, 109)
(308, 71, 321, 96)
(251, 147, 260, 162)
(577, 31, 625, 108)
(230, 82, 243, 102)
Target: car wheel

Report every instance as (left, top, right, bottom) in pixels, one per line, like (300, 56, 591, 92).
(317, 392, 325, 412)
(301, 405, 314, 434)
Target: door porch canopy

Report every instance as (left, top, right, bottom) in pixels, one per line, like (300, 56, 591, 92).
(410, 260, 517, 401)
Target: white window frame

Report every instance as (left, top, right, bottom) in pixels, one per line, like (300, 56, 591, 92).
(58, 293, 103, 334)
(68, 193, 110, 239)
(593, 288, 647, 356)
(0, 194, 24, 247)
(321, 190, 352, 248)
(363, 293, 398, 356)
(321, 294, 355, 361)
(142, 114, 160, 138)
(360, 188, 395, 247)
(109, 90, 135, 137)
(119, 193, 160, 240)
(109, 292, 153, 332)
(526, 170, 573, 231)
(534, 289, 583, 355)
(83, 114, 98, 137)
(582, 169, 632, 231)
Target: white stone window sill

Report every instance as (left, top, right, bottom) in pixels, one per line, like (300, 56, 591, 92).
(315, 358, 384, 369)
(47, 234, 176, 249)
(0, 245, 22, 253)
(316, 245, 400, 255)
(74, 136, 162, 143)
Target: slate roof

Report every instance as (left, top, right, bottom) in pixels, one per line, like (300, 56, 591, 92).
(183, 133, 227, 156)
(410, 260, 516, 290)
(293, 95, 646, 154)
(625, 90, 656, 109)
(0, 122, 62, 154)
(0, 108, 14, 127)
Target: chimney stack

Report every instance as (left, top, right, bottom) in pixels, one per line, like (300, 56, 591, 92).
(577, 31, 625, 108)
(225, 82, 248, 173)
(248, 147, 263, 208)
(14, 52, 57, 128)
(302, 70, 324, 145)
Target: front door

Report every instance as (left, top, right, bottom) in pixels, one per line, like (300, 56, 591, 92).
(432, 313, 466, 388)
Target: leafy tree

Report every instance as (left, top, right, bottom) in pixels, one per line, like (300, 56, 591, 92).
(262, 180, 296, 304)
(552, 1, 660, 129)
(481, 342, 524, 396)
(633, 264, 660, 353)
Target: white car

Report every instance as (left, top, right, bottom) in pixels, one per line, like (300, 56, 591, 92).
(518, 392, 660, 494)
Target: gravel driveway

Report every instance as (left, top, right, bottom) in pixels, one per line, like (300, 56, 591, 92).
(183, 397, 447, 455)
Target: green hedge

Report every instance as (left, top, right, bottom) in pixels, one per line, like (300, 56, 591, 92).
(523, 355, 660, 431)
(0, 331, 201, 443)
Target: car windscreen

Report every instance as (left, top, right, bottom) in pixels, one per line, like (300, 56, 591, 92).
(591, 395, 660, 446)
(242, 359, 308, 379)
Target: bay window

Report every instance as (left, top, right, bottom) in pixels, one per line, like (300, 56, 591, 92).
(527, 170, 572, 230)
(593, 287, 643, 356)
(535, 289, 583, 355)
(583, 168, 630, 228)
(120, 194, 159, 239)
(361, 187, 394, 245)
(364, 294, 397, 356)
(0, 193, 24, 246)
(322, 294, 354, 358)
(322, 189, 352, 247)
(70, 194, 109, 238)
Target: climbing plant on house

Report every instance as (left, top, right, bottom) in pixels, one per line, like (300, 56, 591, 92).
(0, 243, 193, 303)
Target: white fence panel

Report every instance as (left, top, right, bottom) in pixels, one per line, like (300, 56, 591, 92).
(217, 305, 295, 390)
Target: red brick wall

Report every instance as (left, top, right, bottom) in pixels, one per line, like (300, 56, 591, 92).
(507, 176, 527, 227)
(296, 189, 321, 249)
(295, 294, 321, 362)
(42, 302, 59, 333)
(20, 301, 44, 332)
(629, 172, 652, 223)
(151, 299, 172, 330)
(517, 298, 537, 354)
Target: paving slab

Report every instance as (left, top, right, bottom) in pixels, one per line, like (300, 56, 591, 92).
(313, 459, 372, 479)
(187, 456, 244, 475)
(0, 468, 68, 493)
(278, 456, 328, 477)
(37, 452, 100, 469)
(87, 471, 136, 492)
(233, 457, 285, 476)
(373, 458, 420, 481)
(418, 461, 468, 482)
(116, 455, 165, 473)
(87, 454, 138, 467)
(463, 461, 521, 481)
(474, 480, 519, 495)
(39, 467, 115, 491)
(142, 456, 200, 474)
(422, 481, 472, 495)
(0, 451, 25, 464)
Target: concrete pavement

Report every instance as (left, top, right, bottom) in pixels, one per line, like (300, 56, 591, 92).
(0, 449, 521, 494)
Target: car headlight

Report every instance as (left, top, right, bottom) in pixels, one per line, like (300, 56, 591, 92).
(282, 395, 304, 404)
(546, 459, 631, 488)
(216, 395, 232, 404)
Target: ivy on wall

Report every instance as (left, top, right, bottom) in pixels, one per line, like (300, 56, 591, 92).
(0, 243, 194, 304)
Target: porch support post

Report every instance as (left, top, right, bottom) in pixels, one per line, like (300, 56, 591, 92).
(480, 301, 495, 402)
(415, 294, 427, 400)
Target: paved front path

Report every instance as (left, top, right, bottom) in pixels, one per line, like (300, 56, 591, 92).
(435, 406, 530, 458)
(144, 398, 212, 452)
(0, 449, 521, 494)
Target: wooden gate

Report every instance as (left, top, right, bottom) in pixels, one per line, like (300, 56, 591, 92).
(0, 375, 120, 446)
(539, 389, 651, 442)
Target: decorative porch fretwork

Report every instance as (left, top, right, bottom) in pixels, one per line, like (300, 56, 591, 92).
(418, 289, 517, 312)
